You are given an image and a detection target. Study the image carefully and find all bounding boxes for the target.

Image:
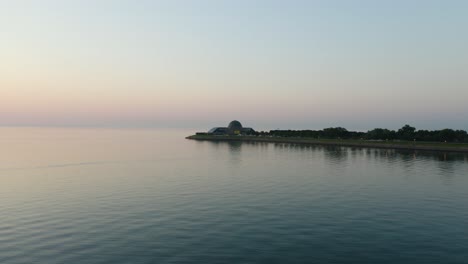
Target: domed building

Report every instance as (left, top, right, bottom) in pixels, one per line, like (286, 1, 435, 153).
(207, 120, 255, 135)
(227, 120, 243, 134)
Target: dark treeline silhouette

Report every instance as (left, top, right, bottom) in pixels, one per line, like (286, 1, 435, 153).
(258, 125, 468, 143)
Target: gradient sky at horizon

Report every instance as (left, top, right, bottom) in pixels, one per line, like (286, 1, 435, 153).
(1, 0, 467, 130)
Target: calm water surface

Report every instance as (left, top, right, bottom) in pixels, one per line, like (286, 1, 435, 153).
(1, 128, 467, 264)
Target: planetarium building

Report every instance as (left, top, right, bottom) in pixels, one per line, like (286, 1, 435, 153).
(207, 120, 255, 135)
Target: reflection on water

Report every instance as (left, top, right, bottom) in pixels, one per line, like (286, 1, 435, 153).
(266, 141, 468, 164)
(202, 139, 468, 188)
(227, 141, 242, 154)
(226, 141, 242, 166)
(1, 128, 468, 264)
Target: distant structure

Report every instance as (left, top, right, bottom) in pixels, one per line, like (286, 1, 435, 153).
(206, 120, 255, 135)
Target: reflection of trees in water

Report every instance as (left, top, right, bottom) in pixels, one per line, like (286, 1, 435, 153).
(272, 143, 348, 161)
(203, 141, 467, 173)
(349, 147, 468, 164)
(270, 143, 462, 164)
(399, 150, 467, 163)
(436, 160, 456, 179)
(357, 148, 466, 179)
(364, 148, 400, 163)
(273, 142, 309, 153)
(243, 141, 270, 149)
(283, 144, 466, 177)
(428, 152, 465, 177)
(322, 146, 348, 164)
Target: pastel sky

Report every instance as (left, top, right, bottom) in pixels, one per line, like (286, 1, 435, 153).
(1, 0, 467, 130)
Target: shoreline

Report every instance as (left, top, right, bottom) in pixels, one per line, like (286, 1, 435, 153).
(186, 135, 468, 153)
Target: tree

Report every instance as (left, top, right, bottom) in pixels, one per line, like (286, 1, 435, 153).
(322, 127, 350, 139)
(397, 125, 416, 141)
(366, 128, 395, 140)
(437, 129, 456, 142)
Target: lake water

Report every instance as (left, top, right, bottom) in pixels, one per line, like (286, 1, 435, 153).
(1, 128, 467, 264)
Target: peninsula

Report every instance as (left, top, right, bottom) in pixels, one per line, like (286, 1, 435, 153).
(187, 121, 468, 153)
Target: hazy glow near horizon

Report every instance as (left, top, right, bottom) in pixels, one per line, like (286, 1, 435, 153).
(1, 1, 467, 130)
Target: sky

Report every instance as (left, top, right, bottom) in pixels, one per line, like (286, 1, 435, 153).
(1, 0, 467, 130)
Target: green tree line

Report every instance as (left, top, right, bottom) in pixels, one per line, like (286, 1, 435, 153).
(260, 125, 468, 143)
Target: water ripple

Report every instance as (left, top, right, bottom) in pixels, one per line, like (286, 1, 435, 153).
(1, 129, 468, 263)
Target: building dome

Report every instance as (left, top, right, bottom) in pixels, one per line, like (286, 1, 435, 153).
(228, 120, 243, 130)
